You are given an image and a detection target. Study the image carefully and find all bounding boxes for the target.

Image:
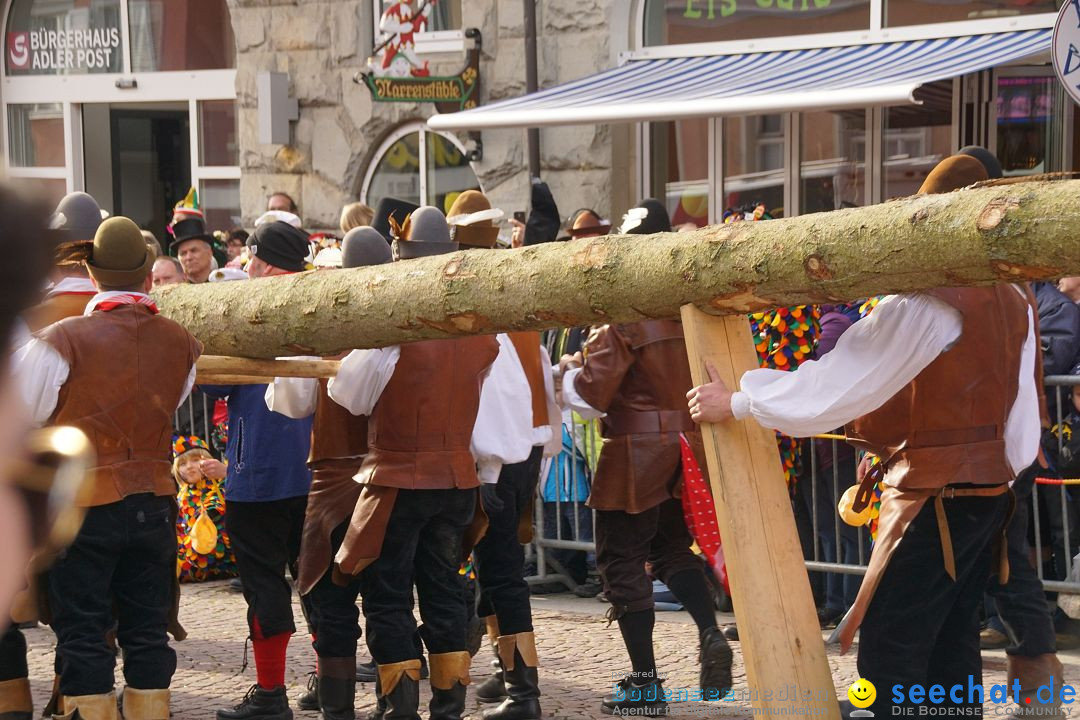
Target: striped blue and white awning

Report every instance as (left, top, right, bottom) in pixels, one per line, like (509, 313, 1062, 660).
(427, 29, 1050, 131)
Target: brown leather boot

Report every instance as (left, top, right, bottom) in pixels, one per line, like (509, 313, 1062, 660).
(55, 693, 118, 720)
(481, 633, 540, 720)
(1006, 654, 1065, 720)
(375, 660, 420, 720)
(120, 689, 169, 720)
(427, 652, 470, 720)
(0, 677, 32, 720)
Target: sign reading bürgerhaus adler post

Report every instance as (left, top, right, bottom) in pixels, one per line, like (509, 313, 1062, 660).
(358, 0, 481, 113)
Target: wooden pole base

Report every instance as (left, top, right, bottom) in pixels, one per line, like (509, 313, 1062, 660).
(681, 305, 839, 720)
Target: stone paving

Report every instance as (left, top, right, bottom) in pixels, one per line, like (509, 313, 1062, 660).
(20, 580, 1080, 719)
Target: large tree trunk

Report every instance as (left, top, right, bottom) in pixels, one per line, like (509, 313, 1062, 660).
(155, 180, 1080, 358)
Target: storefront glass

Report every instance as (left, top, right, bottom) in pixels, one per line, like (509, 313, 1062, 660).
(367, 132, 422, 207)
(650, 119, 709, 227)
(201, 179, 241, 233)
(882, 81, 953, 199)
(800, 110, 866, 214)
(425, 132, 479, 215)
(723, 114, 785, 217)
(644, 0, 870, 46)
(199, 100, 238, 167)
(128, 0, 235, 72)
(885, 0, 1059, 27)
(995, 73, 1062, 176)
(5, 0, 122, 76)
(7, 103, 64, 167)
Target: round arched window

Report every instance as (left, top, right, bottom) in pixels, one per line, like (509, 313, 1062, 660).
(362, 123, 481, 215)
(5, 0, 234, 76)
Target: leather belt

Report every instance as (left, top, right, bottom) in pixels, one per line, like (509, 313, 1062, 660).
(603, 410, 695, 436)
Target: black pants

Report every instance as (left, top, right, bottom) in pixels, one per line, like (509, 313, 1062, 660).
(226, 496, 307, 638)
(360, 488, 475, 664)
(0, 627, 28, 681)
(48, 494, 177, 695)
(595, 498, 705, 614)
(986, 466, 1057, 657)
(475, 447, 542, 636)
(306, 521, 362, 659)
(859, 493, 1010, 716)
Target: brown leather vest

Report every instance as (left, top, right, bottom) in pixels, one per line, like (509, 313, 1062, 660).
(846, 286, 1030, 489)
(507, 331, 549, 429)
(41, 306, 202, 506)
(356, 335, 499, 490)
(600, 319, 697, 437)
(309, 378, 369, 472)
(25, 292, 94, 332)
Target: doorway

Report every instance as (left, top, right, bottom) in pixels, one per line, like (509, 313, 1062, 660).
(83, 103, 190, 239)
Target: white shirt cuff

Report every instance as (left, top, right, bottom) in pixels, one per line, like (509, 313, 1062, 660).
(730, 391, 751, 421)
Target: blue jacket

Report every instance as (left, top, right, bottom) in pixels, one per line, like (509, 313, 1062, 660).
(200, 383, 312, 502)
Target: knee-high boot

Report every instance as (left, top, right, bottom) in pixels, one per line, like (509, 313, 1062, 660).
(481, 633, 540, 720)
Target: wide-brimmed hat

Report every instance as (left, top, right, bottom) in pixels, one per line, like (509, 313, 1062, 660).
(566, 208, 611, 239)
(342, 226, 393, 268)
(392, 206, 458, 260)
(446, 190, 503, 249)
(917, 155, 988, 195)
(51, 192, 104, 266)
(86, 217, 154, 287)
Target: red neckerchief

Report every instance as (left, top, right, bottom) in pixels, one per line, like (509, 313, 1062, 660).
(93, 294, 160, 314)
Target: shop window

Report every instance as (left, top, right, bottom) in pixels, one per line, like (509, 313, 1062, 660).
(199, 100, 238, 167)
(5, 0, 123, 76)
(128, 0, 235, 72)
(8, 103, 64, 167)
(649, 119, 710, 227)
(800, 109, 866, 214)
(882, 81, 953, 199)
(363, 125, 480, 214)
(200, 179, 241, 233)
(886, 0, 1059, 28)
(10, 177, 67, 206)
(643, 0, 870, 47)
(995, 73, 1063, 176)
(724, 114, 786, 218)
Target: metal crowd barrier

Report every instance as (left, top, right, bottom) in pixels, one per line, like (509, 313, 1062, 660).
(173, 377, 1079, 599)
(526, 385, 1080, 599)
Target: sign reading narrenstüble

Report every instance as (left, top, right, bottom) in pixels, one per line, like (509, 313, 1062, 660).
(1053, 0, 1080, 107)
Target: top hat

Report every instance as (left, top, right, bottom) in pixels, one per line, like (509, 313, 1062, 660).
(372, 197, 421, 243)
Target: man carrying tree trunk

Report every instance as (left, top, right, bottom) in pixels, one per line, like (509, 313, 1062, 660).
(559, 198, 734, 718)
(687, 155, 1047, 718)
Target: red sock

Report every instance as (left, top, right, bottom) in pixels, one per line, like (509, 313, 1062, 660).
(251, 617, 291, 690)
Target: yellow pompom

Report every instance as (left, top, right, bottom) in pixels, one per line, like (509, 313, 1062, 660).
(838, 485, 874, 527)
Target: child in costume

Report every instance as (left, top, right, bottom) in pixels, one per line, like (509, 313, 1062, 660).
(173, 435, 237, 583)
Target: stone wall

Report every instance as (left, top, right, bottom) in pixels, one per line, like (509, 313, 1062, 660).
(228, 0, 628, 233)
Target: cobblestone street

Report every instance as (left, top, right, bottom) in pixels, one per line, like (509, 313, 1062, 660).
(19, 580, 1080, 719)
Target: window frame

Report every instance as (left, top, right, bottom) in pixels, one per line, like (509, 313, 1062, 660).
(359, 121, 480, 207)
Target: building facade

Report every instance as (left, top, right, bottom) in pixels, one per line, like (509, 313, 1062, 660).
(2, 0, 1073, 239)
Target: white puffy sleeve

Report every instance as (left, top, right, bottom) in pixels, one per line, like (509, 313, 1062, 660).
(264, 357, 321, 419)
(11, 337, 70, 427)
(730, 293, 963, 437)
(471, 335, 537, 484)
(327, 347, 401, 416)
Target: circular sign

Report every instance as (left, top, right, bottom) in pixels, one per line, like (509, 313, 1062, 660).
(1053, 1, 1080, 107)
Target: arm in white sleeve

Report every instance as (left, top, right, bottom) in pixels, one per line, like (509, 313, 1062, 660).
(471, 336, 536, 483)
(560, 367, 604, 421)
(730, 293, 963, 437)
(11, 337, 69, 426)
(539, 347, 563, 457)
(1004, 301, 1040, 474)
(327, 346, 400, 416)
(264, 357, 320, 419)
(177, 365, 197, 410)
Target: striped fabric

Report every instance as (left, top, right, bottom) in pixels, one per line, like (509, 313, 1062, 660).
(427, 29, 1050, 130)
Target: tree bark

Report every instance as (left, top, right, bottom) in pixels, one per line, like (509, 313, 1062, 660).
(155, 181, 1080, 358)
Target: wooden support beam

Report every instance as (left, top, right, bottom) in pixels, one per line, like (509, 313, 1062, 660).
(681, 304, 839, 719)
(196, 356, 340, 379)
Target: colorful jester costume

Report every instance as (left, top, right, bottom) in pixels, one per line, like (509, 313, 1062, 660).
(173, 435, 237, 582)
